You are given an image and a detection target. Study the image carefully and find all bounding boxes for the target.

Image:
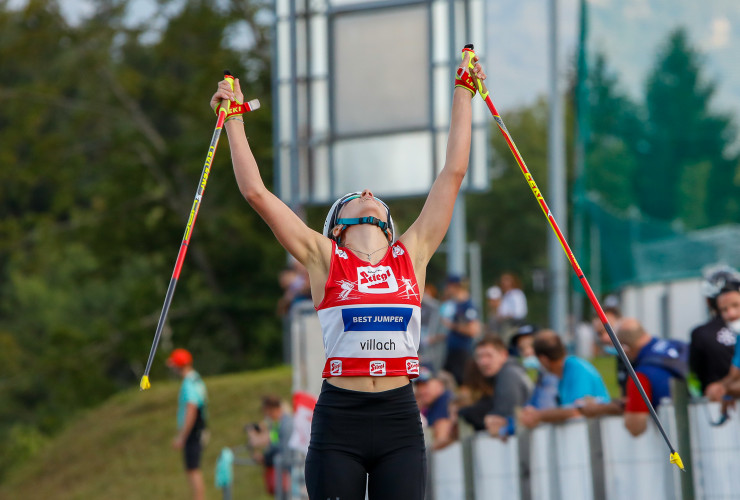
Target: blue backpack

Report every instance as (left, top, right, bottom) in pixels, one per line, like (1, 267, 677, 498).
(638, 338, 689, 379)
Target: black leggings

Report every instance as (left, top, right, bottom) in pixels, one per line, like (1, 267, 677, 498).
(305, 380, 426, 500)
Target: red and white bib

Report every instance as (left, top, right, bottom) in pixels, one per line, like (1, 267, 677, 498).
(316, 241, 421, 378)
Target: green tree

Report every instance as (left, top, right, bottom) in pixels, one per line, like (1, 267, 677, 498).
(467, 98, 552, 327)
(640, 28, 739, 226)
(0, 0, 279, 478)
(584, 54, 646, 212)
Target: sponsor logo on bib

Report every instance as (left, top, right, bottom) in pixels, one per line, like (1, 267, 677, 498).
(406, 359, 419, 375)
(357, 266, 398, 294)
(369, 360, 386, 376)
(330, 360, 342, 376)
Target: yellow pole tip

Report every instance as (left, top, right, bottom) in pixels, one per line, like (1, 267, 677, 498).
(139, 375, 151, 391)
(669, 452, 685, 471)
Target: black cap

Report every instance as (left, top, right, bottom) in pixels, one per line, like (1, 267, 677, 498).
(414, 365, 436, 383)
(509, 324, 539, 347)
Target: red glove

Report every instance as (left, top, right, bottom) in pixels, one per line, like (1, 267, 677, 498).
(454, 46, 477, 95)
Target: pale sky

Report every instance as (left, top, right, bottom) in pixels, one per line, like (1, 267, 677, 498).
(484, 0, 580, 111)
(11, 0, 740, 121)
(587, 0, 740, 120)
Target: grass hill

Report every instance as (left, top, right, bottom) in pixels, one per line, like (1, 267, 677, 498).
(0, 366, 292, 500)
(0, 357, 620, 500)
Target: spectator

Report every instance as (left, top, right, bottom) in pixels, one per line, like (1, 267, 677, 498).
(519, 330, 610, 429)
(276, 267, 298, 316)
(440, 275, 481, 386)
(415, 366, 456, 450)
(419, 283, 445, 372)
(573, 316, 595, 360)
(420, 284, 441, 342)
(497, 272, 528, 343)
(510, 324, 559, 410)
(690, 265, 740, 395)
(593, 301, 624, 357)
(485, 285, 502, 334)
(247, 395, 294, 498)
(276, 258, 311, 317)
(579, 305, 627, 417)
(704, 279, 740, 402)
(616, 318, 689, 436)
(168, 348, 208, 500)
(456, 358, 494, 431)
(471, 335, 533, 439)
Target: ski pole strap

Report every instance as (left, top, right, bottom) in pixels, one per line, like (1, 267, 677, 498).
(455, 66, 476, 95)
(455, 46, 477, 95)
(214, 99, 260, 117)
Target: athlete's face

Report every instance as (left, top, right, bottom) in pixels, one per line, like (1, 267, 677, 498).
(475, 344, 507, 377)
(717, 290, 740, 324)
(337, 189, 387, 223)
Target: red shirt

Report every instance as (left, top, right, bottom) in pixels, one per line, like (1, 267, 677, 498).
(624, 373, 653, 413)
(316, 241, 422, 378)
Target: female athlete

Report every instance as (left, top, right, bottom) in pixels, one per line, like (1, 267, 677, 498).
(210, 46, 486, 500)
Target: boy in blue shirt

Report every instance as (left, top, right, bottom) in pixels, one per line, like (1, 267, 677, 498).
(520, 330, 609, 429)
(168, 348, 208, 500)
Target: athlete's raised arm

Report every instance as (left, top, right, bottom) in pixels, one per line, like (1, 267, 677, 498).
(210, 79, 331, 270)
(400, 47, 486, 269)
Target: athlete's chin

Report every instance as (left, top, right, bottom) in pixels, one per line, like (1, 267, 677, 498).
(364, 208, 386, 220)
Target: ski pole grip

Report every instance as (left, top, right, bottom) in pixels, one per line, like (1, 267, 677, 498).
(461, 44, 476, 69)
(218, 70, 235, 117)
(462, 46, 489, 99)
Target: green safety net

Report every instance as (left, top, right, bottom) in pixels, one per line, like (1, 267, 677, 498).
(572, 0, 740, 292)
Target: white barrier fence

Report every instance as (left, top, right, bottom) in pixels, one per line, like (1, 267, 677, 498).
(431, 401, 740, 500)
(287, 307, 740, 499)
(689, 402, 740, 499)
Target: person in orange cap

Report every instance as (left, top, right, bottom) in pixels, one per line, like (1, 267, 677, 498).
(168, 348, 208, 500)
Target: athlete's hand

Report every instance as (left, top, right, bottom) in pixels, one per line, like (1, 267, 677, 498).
(470, 61, 486, 83)
(458, 52, 487, 83)
(210, 77, 244, 112)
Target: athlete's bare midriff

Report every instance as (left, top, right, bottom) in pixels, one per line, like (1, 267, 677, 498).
(327, 375, 410, 392)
